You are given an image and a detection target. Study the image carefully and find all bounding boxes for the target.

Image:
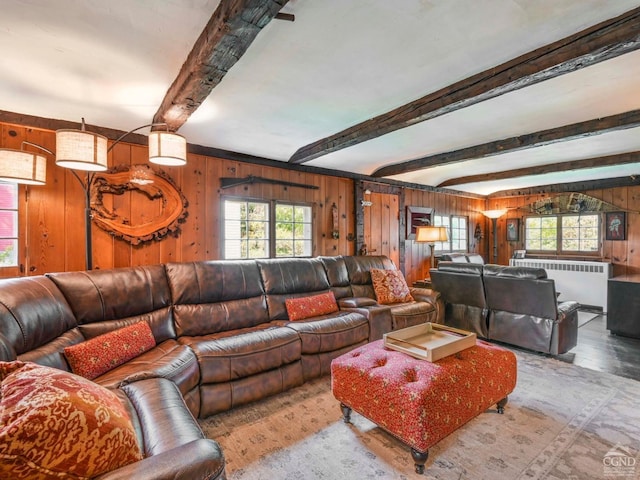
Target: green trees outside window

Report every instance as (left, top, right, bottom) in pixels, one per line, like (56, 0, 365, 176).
(224, 199, 312, 259)
(525, 214, 599, 254)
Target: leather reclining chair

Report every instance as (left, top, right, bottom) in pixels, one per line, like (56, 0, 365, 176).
(483, 265, 579, 355)
(430, 262, 579, 355)
(429, 262, 488, 337)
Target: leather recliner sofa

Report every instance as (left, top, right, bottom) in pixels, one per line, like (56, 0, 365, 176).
(0, 255, 439, 478)
(430, 262, 579, 355)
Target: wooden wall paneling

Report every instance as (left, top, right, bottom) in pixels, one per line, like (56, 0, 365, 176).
(178, 155, 205, 262)
(25, 127, 71, 275)
(599, 188, 620, 271)
(312, 174, 322, 256)
(324, 174, 340, 256)
(202, 156, 223, 261)
(157, 161, 183, 264)
(260, 164, 275, 205)
(379, 192, 391, 260)
(345, 178, 356, 256)
(611, 186, 629, 272)
(108, 143, 132, 269)
(625, 186, 640, 274)
(388, 192, 400, 267)
(369, 192, 384, 257)
(130, 145, 161, 266)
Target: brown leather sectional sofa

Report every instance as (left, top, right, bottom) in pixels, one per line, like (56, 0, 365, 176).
(430, 261, 579, 355)
(0, 255, 439, 479)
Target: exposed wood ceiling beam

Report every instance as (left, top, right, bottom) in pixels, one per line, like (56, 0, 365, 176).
(288, 6, 640, 165)
(153, 0, 288, 131)
(371, 109, 640, 177)
(437, 151, 640, 188)
(489, 175, 640, 198)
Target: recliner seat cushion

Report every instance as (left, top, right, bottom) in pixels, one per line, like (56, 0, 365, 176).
(94, 340, 200, 396)
(284, 312, 369, 354)
(181, 326, 301, 384)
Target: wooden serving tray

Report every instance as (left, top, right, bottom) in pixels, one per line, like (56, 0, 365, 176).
(383, 323, 477, 362)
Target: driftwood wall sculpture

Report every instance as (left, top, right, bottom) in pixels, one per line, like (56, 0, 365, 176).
(91, 164, 188, 245)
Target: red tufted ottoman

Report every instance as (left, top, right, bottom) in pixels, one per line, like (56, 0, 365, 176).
(331, 339, 517, 474)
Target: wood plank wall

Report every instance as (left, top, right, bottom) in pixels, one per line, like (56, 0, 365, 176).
(1, 123, 355, 276)
(488, 189, 640, 276)
(403, 188, 485, 285)
(8, 120, 636, 282)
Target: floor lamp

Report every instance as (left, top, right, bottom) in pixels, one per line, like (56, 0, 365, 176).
(416, 225, 449, 274)
(482, 209, 507, 263)
(55, 119, 187, 270)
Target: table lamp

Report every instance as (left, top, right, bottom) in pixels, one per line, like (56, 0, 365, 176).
(416, 225, 449, 270)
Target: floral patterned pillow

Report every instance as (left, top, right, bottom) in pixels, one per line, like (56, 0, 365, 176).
(0, 361, 142, 479)
(285, 291, 339, 321)
(370, 268, 414, 304)
(64, 321, 156, 380)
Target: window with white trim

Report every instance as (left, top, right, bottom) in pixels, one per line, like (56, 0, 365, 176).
(524, 214, 599, 254)
(0, 182, 18, 267)
(433, 214, 468, 252)
(223, 198, 313, 259)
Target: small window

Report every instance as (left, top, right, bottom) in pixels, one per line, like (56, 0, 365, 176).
(224, 199, 270, 259)
(275, 203, 312, 257)
(223, 198, 313, 259)
(433, 214, 467, 252)
(0, 183, 18, 267)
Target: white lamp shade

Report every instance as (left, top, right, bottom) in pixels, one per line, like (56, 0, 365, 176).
(415, 225, 449, 243)
(0, 149, 47, 185)
(482, 209, 508, 219)
(148, 131, 187, 166)
(55, 129, 108, 171)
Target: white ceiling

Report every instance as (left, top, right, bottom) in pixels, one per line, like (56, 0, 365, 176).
(2, 0, 640, 196)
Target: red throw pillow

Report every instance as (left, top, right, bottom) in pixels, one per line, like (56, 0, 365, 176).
(0, 361, 142, 479)
(370, 268, 414, 304)
(285, 291, 339, 321)
(64, 321, 156, 380)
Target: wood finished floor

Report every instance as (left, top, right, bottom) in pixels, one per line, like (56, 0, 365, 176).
(567, 312, 640, 381)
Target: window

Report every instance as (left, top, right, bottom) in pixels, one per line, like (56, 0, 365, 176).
(433, 215, 467, 252)
(223, 198, 312, 259)
(0, 182, 18, 267)
(224, 199, 269, 259)
(524, 214, 599, 254)
(274, 203, 312, 257)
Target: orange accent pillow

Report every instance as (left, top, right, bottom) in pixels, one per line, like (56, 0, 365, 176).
(285, 291, 339, 321)
(64, 322, 156, 380)
(370, 268, 414, 304)
(0, 361, 142, 479)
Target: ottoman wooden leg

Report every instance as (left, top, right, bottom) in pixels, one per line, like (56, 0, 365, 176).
(340, 403, 352, 423)
(496, 396, 508, 414)
(411, 448, 429, 474)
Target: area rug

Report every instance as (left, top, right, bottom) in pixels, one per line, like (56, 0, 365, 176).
(199, 350, 640, 479)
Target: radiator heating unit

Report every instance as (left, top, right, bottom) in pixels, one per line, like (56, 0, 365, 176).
(509, 259, 611, 312)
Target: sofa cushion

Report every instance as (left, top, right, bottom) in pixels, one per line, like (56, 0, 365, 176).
(64, 322, 156, 380)
(0, 361, 142, 479)
(285, 292, 339, 321)
(370, 268, 414, 304)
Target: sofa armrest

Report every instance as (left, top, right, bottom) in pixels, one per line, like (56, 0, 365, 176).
(410, 287, 444, 323)
(338, 296, 377, 308)
(409, 287, 440, 304)
(557, 300, 580, 321)
(339, 296, 392, 341)
(95, 439, 226, 480)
